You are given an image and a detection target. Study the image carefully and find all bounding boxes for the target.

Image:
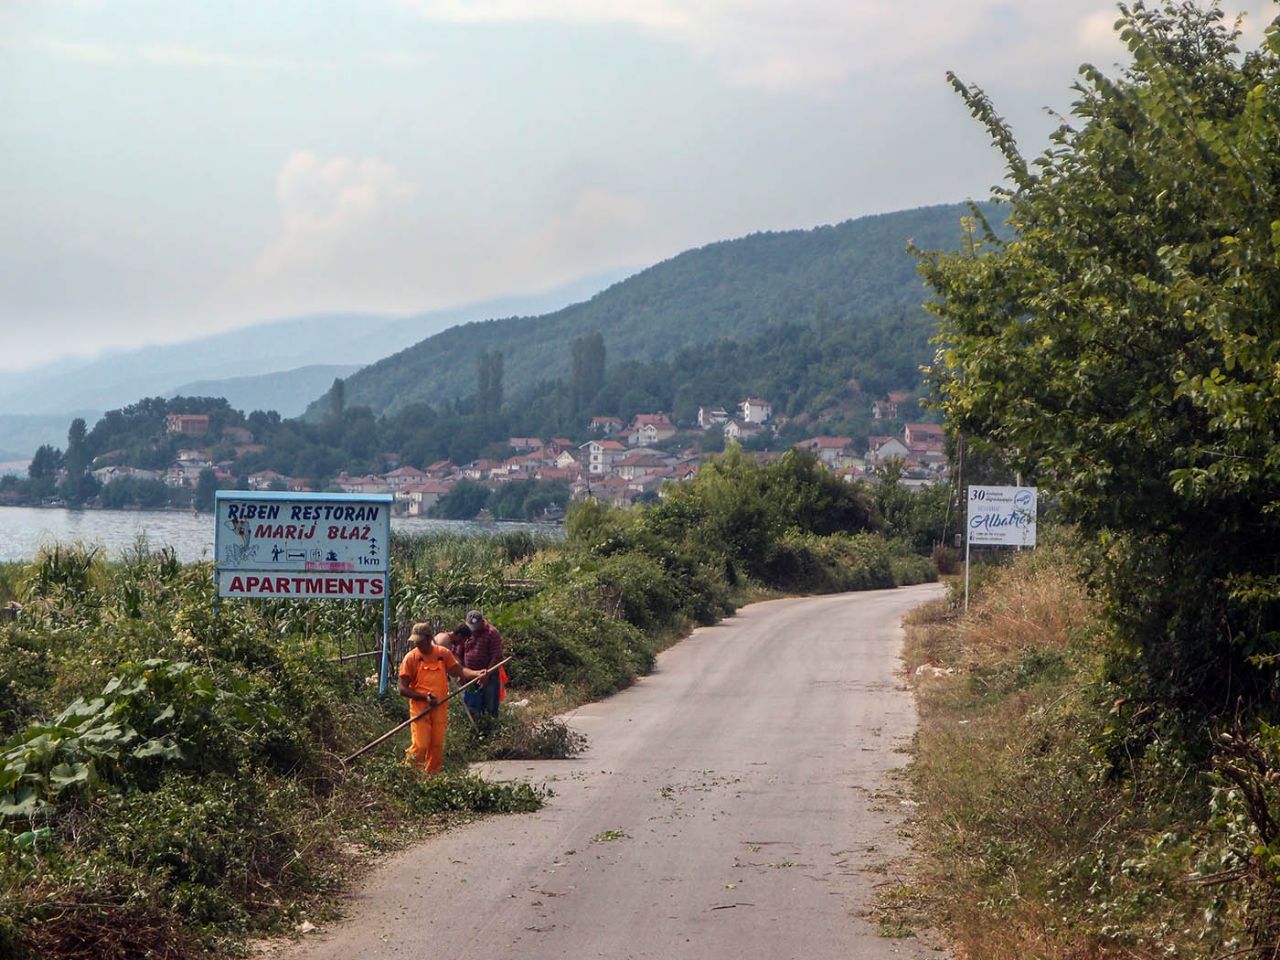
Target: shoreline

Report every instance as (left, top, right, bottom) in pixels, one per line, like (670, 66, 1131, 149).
(0, 502, 563, 524)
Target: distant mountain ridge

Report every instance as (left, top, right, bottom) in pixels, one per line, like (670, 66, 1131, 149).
(165, 364, 363, 419)
(0, 269, 629, 456)
(306, 203, 992, 421)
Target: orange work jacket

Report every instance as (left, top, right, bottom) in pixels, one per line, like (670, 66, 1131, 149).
(399, 645, 458, 702)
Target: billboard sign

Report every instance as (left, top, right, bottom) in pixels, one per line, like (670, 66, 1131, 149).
(214, 491, 391, 599)
(966, 485, 1037, 547)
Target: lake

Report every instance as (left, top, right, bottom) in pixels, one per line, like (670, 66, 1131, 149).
(0, 506, 560, 564)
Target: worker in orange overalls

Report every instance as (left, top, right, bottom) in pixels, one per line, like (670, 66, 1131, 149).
(397, 622, 487, 775)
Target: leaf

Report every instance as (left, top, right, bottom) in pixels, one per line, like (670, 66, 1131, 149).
(132, 739, 184, 762)
(48, 762, 90, 790)
(0, 787, 43, 819)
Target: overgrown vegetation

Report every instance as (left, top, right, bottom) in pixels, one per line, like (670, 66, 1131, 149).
(905, 537, 1280, 957)
(1, 447, 937, 958)
(905, 5, 1280, 955)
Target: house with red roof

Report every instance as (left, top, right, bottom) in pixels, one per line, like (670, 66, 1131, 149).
(739, 398, 772, 423)
(395, 480, 453, 516)
(580, 439, 628, 475)
(627, 413, 678, 447)
(794, 436, 854, 467)
(383, 465, 428, 489)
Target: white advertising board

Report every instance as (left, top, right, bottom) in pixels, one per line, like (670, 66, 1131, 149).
(966, 485, 1037, 547)
(214, 492, 391, 599)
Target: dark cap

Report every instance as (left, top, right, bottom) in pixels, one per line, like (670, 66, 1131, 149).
(466, 610, 484, 626)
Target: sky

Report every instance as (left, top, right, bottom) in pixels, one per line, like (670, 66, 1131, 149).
(1, 0, 1274, 372)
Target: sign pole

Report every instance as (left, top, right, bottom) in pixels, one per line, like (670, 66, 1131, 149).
(964, 520, 971, 612)
(379, 586, 391, 697)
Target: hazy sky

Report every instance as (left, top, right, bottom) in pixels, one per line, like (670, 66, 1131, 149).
(1, 0, 1272, 372)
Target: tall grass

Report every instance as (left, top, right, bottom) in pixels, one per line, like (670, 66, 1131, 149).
(902, 534, 1280, 958)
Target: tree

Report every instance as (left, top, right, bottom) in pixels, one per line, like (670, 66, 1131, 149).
(194, 468, 218, 512)
(475, 351, 505, 417)
(28, 444, 62, 501)
(917, 3, 1280, 714)
(570, 332, 607, 419)
(431, 479, 491, 520)
(328, 378, 345, 422)
(60, 418, 89, 506)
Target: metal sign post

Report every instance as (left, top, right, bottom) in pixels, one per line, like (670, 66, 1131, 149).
(964, 485, 1037, 611)
(214, 490, 396, 693)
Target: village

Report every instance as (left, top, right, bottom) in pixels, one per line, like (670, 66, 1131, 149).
(82, 393, 949, 517)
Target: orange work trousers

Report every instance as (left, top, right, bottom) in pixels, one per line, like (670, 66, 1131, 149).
(405, 702, 448, 775)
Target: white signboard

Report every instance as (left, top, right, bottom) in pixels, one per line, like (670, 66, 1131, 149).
(966, 485, 1037, 547)
(214, 492, 391, 599)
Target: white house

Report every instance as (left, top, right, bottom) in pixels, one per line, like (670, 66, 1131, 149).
(626, 413, 678, 447)
(613, 451, 669, 482)
(382, 465, 428, 490)
(739, 398, 772, 424)
(579, 439, 628, 475)
(696, 406, 730, 429)
(395, 480, 452, 516)
(795, 436, 853, 467)
(723, 419, 764, 441)
(865, 435, 911, 466)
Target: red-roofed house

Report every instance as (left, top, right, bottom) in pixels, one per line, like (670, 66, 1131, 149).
(580, 439, 627, 475)
(872, 391, 914, 422)
(627, 413, 678, 447)
(795, 436, 853, 467)
(904, 423, 945, 448)
(723, 419, 764, 441)
(383, 465, 428, 489)
(614, 451, 670, 482)
(739, 398, 772, 423)
(165, 413, 209, 437)
(865, 436, 911, 466)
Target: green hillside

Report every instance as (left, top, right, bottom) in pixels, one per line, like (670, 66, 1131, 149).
(304, 202, 993, 420)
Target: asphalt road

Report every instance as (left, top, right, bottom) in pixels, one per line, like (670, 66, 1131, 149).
(276, 583, 947, 960)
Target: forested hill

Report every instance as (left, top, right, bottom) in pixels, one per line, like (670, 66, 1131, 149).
(303, 202, 994, 420)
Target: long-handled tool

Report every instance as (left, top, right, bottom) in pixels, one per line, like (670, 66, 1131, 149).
(342, 656, 512, 765)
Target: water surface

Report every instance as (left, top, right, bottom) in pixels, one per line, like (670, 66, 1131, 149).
(0, 506, 558, 564)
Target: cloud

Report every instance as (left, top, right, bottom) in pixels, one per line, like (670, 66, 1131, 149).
(136, 44, 302, 71)
(504, 185, 652, 286)
(398, 0, 1274, 94)
(26, 35, 129, 65)
(16, 35, 306, 70)
(252, 151, 418, 279)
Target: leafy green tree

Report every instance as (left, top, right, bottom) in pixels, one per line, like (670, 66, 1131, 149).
(570, 333, 606, 421)
(431, 479, 491, 520)
(60, 418, 90, 506)
(194, 468, 218, 512)
(475, 351, 505, 417)
(918, 3, 1280, 714)
(28, 444, 62, 500)
(328, 377, 345, 422)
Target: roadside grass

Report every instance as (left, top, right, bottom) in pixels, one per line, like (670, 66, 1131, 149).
(898, 537, 1274, 958)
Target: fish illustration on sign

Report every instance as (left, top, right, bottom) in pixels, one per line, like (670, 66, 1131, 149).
(223, 517, 258, 565)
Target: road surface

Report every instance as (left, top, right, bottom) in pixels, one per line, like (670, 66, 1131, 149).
(277, 584, 946, 959)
